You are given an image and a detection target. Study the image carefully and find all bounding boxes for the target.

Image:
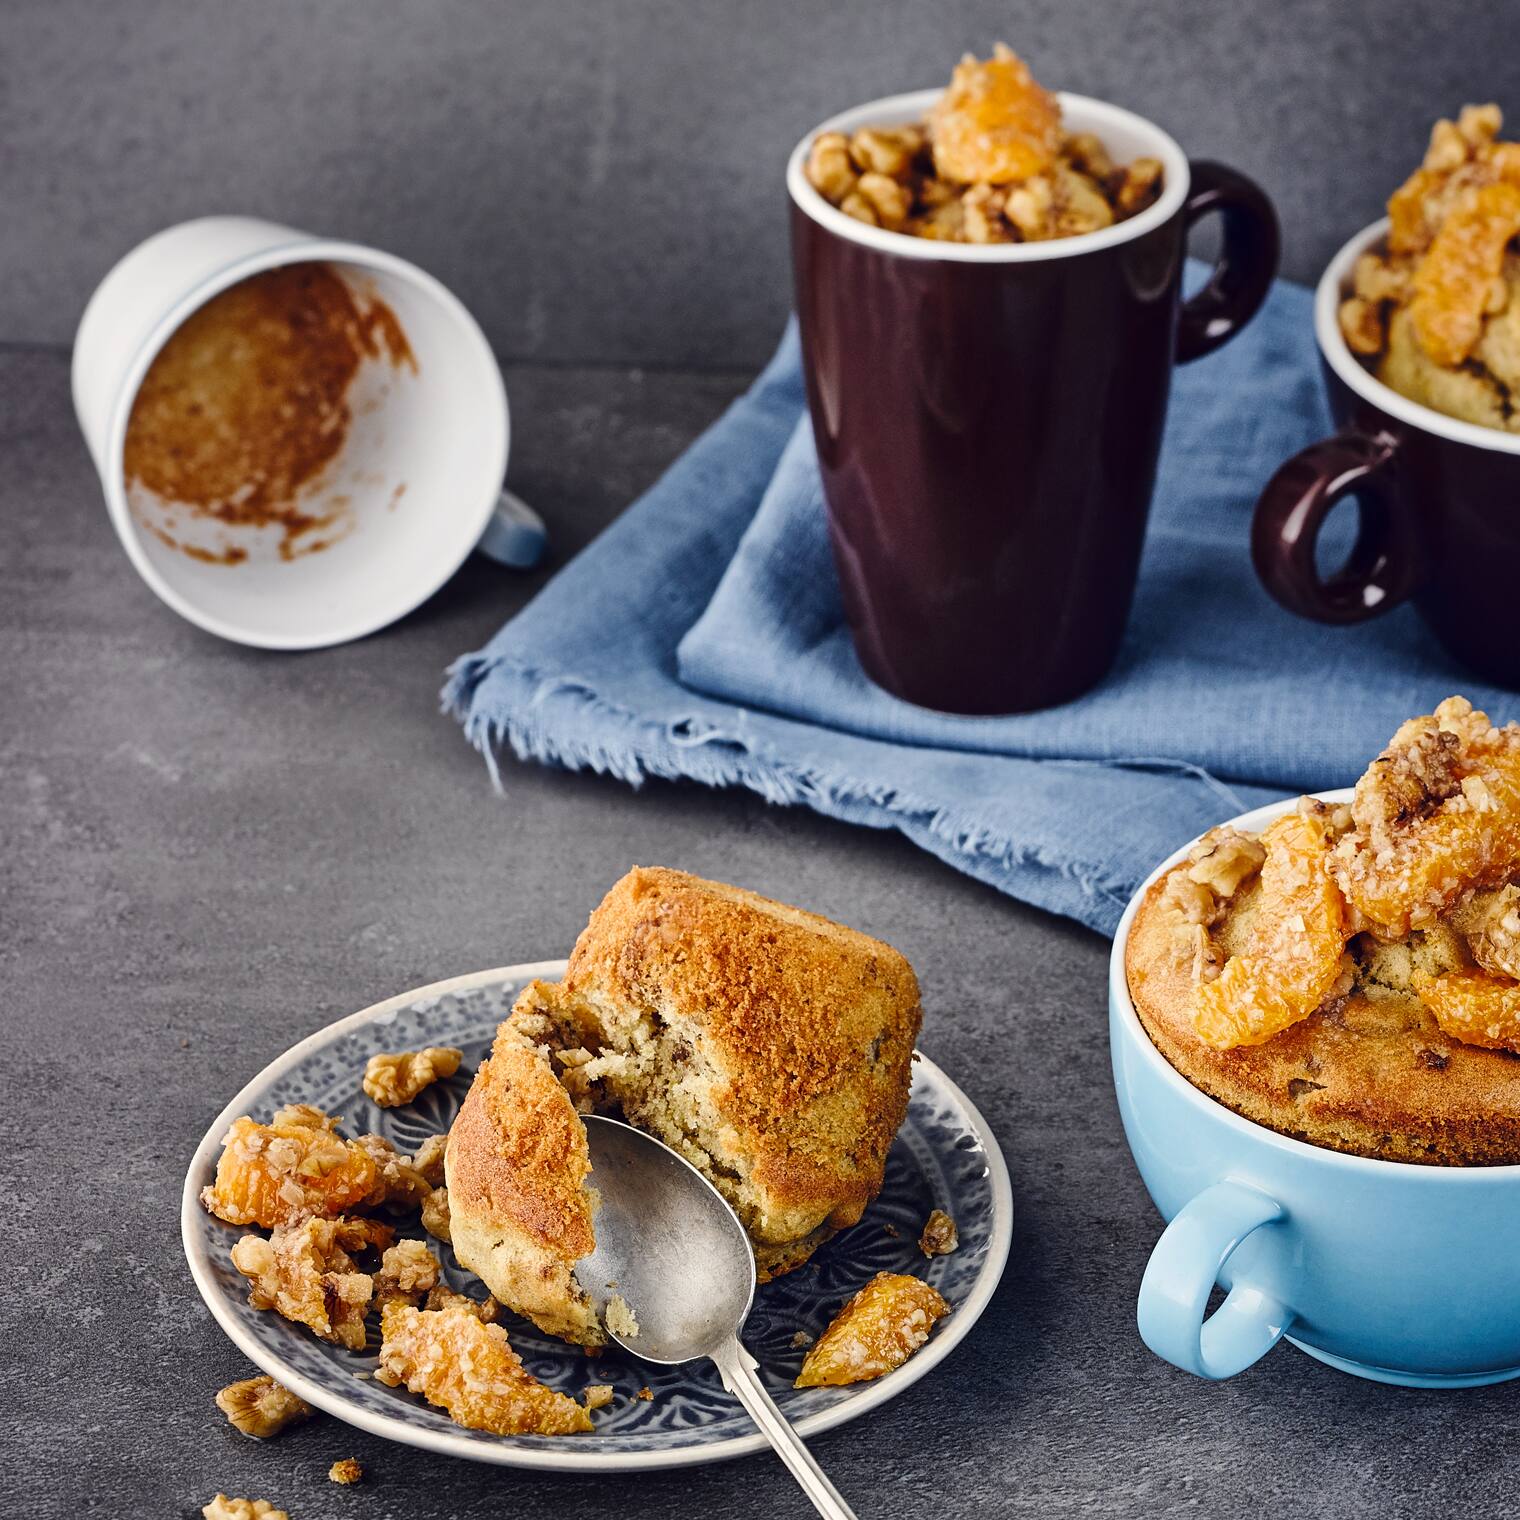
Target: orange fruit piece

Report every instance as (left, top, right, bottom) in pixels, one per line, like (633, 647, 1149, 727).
(1414, 968, 1520, 1053)
(1192, 810, 1348, 1050)
(201, 1115, 379, 1229)
(795, 1271, 949, 1388)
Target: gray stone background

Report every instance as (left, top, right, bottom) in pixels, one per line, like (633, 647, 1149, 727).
(5, 2, 1519, 1516)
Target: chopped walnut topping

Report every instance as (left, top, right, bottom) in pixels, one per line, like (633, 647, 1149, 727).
(582, 1383, 615, 1411)
(1186, 827, 1267, 898)
(1454, 884, 1520, 979)
(411, 1132, 449, 1187)
(636, 1386, 653, 1401)
(269, 1103, 339, 1130)
(424, 1283, 501, 1321)
(328, 1458, 363, 1485)
(918, 1208, 959, 1257)
(231, 1218, 378, 1349)
(795, 1272, 950, 1388)
(202, 1115, 379, 1230)
(373, 1238, 442, 1308)
(1162, 873, 1219, 927)
(421, 1185, 451, 1244)
(790, 1330, 815, 1349)
(362, 1047, 464, 1108)
(214, 1374, 314, 1439)
(353, 1132, 432, 1211)
(805, 131, 857, 204)
(377, 1302, 593, 1435)
(1335, 698, 1520, 936)
(805, 46, 1161, 245)
(202, 1498, 287, 1520)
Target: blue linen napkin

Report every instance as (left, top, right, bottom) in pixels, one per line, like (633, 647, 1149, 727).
(445, 275, 1515, 937)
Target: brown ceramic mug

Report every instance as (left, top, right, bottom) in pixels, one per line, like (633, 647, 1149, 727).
(787, 90, 1279, 715)
(1253, 218, 1520, 687)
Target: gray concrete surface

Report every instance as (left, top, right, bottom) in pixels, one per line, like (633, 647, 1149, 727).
(7, 4, 1520, 1514)
(5, 346, 1518, 1518)
(6, 0, 1519, 368)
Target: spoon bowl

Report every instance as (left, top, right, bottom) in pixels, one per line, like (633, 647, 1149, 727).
(580, 1114, 756, 1363)
(581, 1115, 858, 1518)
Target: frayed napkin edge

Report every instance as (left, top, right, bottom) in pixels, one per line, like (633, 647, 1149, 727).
(443, 652, 1164, 932)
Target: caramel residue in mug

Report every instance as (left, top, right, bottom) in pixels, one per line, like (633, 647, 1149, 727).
(123, 262, 415, 561)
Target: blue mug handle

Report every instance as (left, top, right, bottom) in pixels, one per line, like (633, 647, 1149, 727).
(1137, 1179, 1294, 1379)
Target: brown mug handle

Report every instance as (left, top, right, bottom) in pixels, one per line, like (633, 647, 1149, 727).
(1176, 161, 1281, 363)
(1251, 427, 1426, 624)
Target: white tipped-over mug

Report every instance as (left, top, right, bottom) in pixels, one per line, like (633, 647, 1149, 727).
(73, 216, 541, 650)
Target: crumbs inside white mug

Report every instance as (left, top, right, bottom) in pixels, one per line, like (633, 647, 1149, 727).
(122, 261, 418, 567)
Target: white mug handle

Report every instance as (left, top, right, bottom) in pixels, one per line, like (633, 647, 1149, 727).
(476, 488, 548, 569)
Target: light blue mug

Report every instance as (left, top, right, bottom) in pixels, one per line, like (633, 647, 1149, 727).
(1110, 789, 1520, 1388)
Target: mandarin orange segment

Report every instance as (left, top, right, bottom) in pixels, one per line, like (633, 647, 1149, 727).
(376, 1302, 592, 1435)
(928, 44, 1062, 185)
(1337, 701, 1520, 937)
(1409, 181, 1520, 366)
(201, 1115, 379, 1228)
(1191, 810, 1349, 1050)
(1413, 968, 1520, 1053)
(795, 1271, 949, 1388)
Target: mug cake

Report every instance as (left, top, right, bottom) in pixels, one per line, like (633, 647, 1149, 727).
(1125, 697, 1520, 1164)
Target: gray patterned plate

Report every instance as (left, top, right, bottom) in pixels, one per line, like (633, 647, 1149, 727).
(181, 962, 1012, 1472)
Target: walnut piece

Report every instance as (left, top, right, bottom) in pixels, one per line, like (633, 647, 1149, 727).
(373, 1238, 442, 1308)
(353, 1132, 432, 1211)
(421, 1185, 451, 1243)
(363, 1046, 463, 1108)
(231, 1217, 384, 1349)
(1335, 698, 1520, 936)
(214, 1374, 314, 1439)
(376, 1302, 593, 1435)
(328, 1458, 363, 1485)
(202, 1499, 287, 1520)
(424, 1283, 501, 1321)
(1454, 884, 1520, 979)
(918, 1208, 959, 1257)
(201, 1115, 379, 1230)
(795, 1272, 949, 1388)
(412, 1132, 449, 1187)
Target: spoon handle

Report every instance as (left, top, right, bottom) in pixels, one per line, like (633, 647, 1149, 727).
(710, 1337, 858, 1520)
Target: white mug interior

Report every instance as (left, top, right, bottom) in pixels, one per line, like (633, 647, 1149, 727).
(786, 89, 1191, 263)
(102, 242, 508, 650)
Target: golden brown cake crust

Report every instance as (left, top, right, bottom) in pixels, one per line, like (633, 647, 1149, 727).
(560, 866, 922, 1229)
(448, 1007, 594, 1259)
(1126, 875, 1520, 1165)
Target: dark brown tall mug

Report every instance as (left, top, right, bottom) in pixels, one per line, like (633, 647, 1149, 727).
(788, 90, 1279, 715)
(1253, 219, 1520, 689)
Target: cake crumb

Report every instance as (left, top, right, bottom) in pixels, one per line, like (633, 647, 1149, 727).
(636, 1386, 653, 1401)
(790, 1330, 815, 1350)
(202, 1498, 287, 1520)
(605, 1293, 640, 1338)
(919, 1208, 959, 1257)
(582, 1383, 615, 1411)
(328, 1458, 363, 1485)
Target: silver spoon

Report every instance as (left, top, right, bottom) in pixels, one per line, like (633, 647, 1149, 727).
(581, 1114, 857, 1520)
